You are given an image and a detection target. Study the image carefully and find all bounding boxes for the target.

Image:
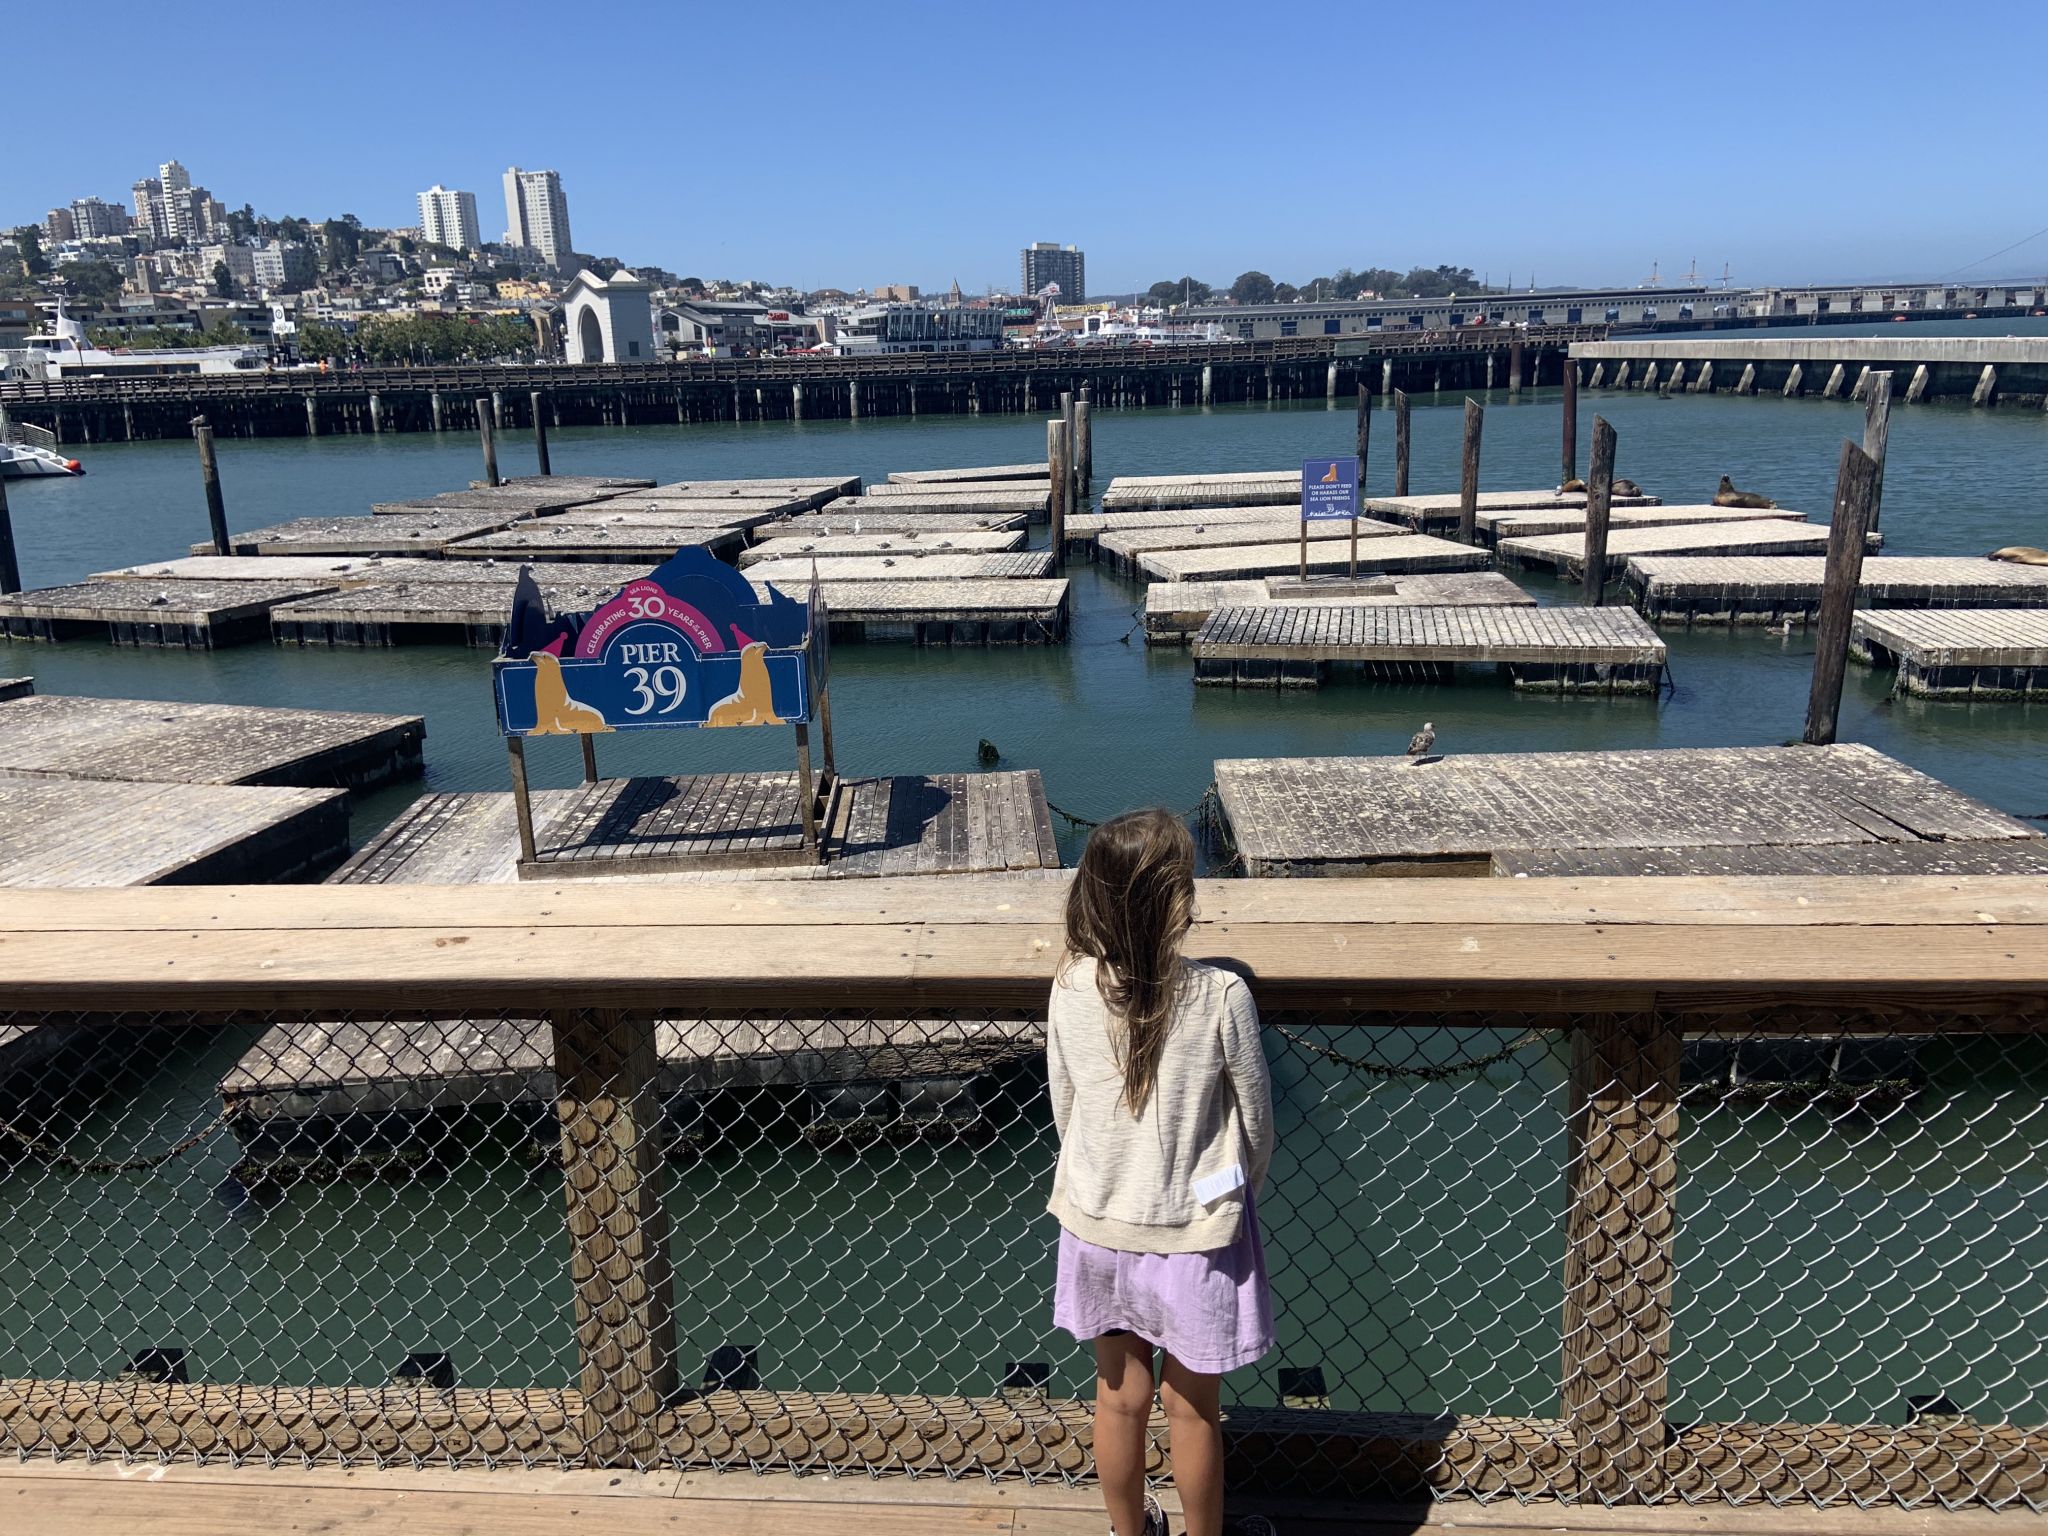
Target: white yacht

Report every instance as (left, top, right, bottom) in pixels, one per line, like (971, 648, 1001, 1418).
(0, 423, 82, 478)
(0, 297, 265, 384)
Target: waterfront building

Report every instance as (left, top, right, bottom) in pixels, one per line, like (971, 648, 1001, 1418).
(502, 167, 572, 270)
(1740, 279, 2048, 317)
(837, 302, 1004, 354)
(69, 197, 128, 239)
(1186, 284, 1720, 339)
(1021, 241, 1085, 303)
(416, 185, 480, 252)
(562, 267, 655, 363)
(43, 208, 75, 243)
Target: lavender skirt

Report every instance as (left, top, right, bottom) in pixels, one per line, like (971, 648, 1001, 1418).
(1052, 1192, 1275, 1374)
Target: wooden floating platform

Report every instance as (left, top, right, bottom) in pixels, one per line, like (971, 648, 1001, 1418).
(1138, 533, 1491, 583)
(1624, 555, 2048, 626)
(0, 678, 31, 702)
(1367, 488, 1659, 533)
(742, 552, 1054, 585)
(821, 489, 1049, 520)
(1493, 838, 2048, 877)
(746, 577, 1070, 644)
(370, 486, 607, 517)
(0, 779, 348, 886)
(0, 694, 423, 792)
(484, 474, 654, 491)
(1102, 476, 1301, 511)
(639, 476, 858, 507)
(1851, 608, 2048, 698)
(1144, 571, 1535, 643)
(1496, 518, 1857, 580)
(1192, 604, 1666, 691)
(887, 462, 1048, 484)
(337, 770, 1060, 883)
(0, 578, 338, 648)
(441, 523, 745, 563)
(97, 555, 447, 585)
(1477, 503, 1802, 544)
(1065, 503, 1308, 551)
(752, 510, 1029, 538)
(865, 478, 1049, 498)
(1213, 743, 2035, 877)
(540, 499, 799, 529)
(1096, 517, 1406, 577)
(272, 574, 641, 647)
(204, 512, 518, 557)
(736, 530, 1023, 565)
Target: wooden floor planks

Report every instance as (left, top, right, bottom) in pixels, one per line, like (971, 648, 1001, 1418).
(0, 779, 350, 886)
(1626, 555, 2048, 625)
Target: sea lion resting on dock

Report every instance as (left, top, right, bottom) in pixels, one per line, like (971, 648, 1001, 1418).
(1990, 546, 2048, 566)
(1714, 475, 1776, 509)
(1558, 478, 1587, 494)
(1612, 478, 1643, 497)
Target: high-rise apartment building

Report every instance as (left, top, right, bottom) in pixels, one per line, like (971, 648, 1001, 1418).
(502, 167, 573, 269)
(417, 185, 481, 251)
(159, 159, 191, 193)
(1020, 242, 1085, 303)
(131, 161, 222, 244)
(70, 197, 129, 239)
(44, 208, 76, 243)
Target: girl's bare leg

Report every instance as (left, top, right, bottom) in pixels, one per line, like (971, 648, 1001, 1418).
(1093, 1332, 1156, 1536)
(1160, 1354, 1224, 1536)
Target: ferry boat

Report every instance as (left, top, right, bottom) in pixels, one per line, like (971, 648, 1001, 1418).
(0, 423, 81, 478)
(0, 298, 265, 384)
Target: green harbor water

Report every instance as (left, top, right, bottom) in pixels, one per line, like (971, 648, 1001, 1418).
(2, 382, 2045, 1424)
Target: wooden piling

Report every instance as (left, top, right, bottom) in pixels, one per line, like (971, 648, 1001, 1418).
(191, 416, 232, 557)
(532, 391, 552, 477)
(1861, 370, 1892, 532)
(1508, 337, 1524, 398)
(1802, 440, 1882, 747)
(1561, 360, 1578, 483)
(0, 472, 19, 594)
(1047, 419, 1070, 571)
(475, 398, 500, 487)
(1457, 398, 1484, 545)
(1075, 399, 1093, 494)
(1582, 416, 1617, 607)
(1393, 389, 1411, 497)
(1060, 392, 1077, 506)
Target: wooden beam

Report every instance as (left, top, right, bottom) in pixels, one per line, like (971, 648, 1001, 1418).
(1862, 370, 1893, 532)
(1582, 416, 1617, 606)
(1459, 397, 1484, 545)
(1803, 441, 1881, 746)
(1393, 389, 1411, 497)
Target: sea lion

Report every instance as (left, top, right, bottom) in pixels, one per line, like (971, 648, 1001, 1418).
(1990, 546, 2048, 566)
(529, 651, 611, 735)
(707, 641, 784, 727)
(1558, 478, 1587, 494)
(1714, 475, 1776, 509)
(1612, 478, 1643, 497)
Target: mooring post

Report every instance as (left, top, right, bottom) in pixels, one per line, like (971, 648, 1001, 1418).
(430, 390, 445, 431)
(1561, 356, 1579, 483)
(1457, 397, 1484, 545)
(1508, 337, 1524, 398)
(1393, 389, 1411, 497)
(191, 415, 232, 556)
(1582, 416, 1617, 606)
(475, 396, 500, 487)
(1352, 384, 1372, 578)
(552, 1005, 679, 1465)
(1861, 371, 1892, 532)
(532, 390, 552, 476)
(1060, 391, 1077, 504)
(1803, 440, 1881, 746)
(1074, 398, 1093, 495)
(492, 389, 506, 429)
(1047, 418, 1070, 569)
(0, 472, 21, 594)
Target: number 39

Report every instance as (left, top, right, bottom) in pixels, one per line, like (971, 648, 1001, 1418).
(623, 665, 686, 715)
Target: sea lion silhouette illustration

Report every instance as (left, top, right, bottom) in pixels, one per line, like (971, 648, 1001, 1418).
(529, 651, 611, 735)
(707, 642, 783, 727)
(1320, 462, 1339, 483)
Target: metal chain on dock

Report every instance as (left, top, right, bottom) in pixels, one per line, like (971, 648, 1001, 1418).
(1264, 1021, 1547, 1079)
(0, 1107, 234, 1173)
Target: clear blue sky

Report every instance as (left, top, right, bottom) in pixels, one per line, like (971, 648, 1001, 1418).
(20, 0, 2048, 295)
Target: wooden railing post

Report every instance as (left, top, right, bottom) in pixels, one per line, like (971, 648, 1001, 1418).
(552, 1006, 677, 1465)
(1560, 1013, 1679, 1502)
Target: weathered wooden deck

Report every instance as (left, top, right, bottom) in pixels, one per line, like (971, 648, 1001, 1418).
(887, 461, 1048, 484)
(1477, 503, 1802, 544)
(1096, 517, 1406, 576)
(337, 770, 1061, 883)
(0, 694, 423, 791)
(485, 473, 655, 491)
(0, 578, 339, 647)
(205, 511, 519, 557)
(371, 487, 599, 517)
(637, 475, 858, 507)
(1101, 471, 1300, 510)
(441, 523, 746, 563)
(1192, 605, 1666, 691)
(1213, 743, 2037, 876)
(0, 677, 31, 702)
(865, 477, 1049, 497)
(1138, 533, 1491, 583)
(1493, 839, 2048, 876)
(1624, 555, 2048, 625)
(1064, 503, 1310, 554)
(742, 552, 1054, 585)
(1367, 488, 1660, 533)
(94, 554, 456, 584)
(819, 489, 1049, 520)
(744, 577, 1071, 643)
(537, 499, 798, 529)
(1851, 608, 2048, 698)
(1144, 571, 1536, 643)
(271, 574, 639, 647)
(752, 510, 1030, 538)
(1497, 518, 1849, 580)
(735, 530, 1024, 565)
(0, 779, 348, 885)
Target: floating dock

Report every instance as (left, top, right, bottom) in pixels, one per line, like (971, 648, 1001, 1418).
(0, 578, 339, 648)
(1212, 743, 2036, 877)
(1100, 472, 1300, 510)
(0, 694, 423, 791)
(95, 555, 453, 584)
(485, 474, 655, 492)
(1144, 571, 1535, 643)
(371, 486, 602, 517)
(747, 578, 1070, 644)
(1850, 609, 2048, 698)
(0, 678, 31, 702)
(1096, 518, 1406, 577)
(887, 463, 1048, 484)
(1191, 605, 1666, 691)
(1367, 488, 1659, 533)
(753, 511, 1029, 538)
(1496, 518, 1850, 580)
(1492, 839, 2048, 877)
(271, 572, 646, 647)
(1623, 555, 2048, 625)
(1477, 503, 1802, 544)
(0, 779, 348, 886)
(537, 500, 798, 530)
(1137, 533, 1491, 583)
(441, 523, 746, 563)
(735, 530, 1024, 565)
(635, 475, 858, 507)
(205, 512, 518, 557)
(819, 489, 1049, 520)
(865, 479, 1048, 498)
(742, 552, 1054, 585)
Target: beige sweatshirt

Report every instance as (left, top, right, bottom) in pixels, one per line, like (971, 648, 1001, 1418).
(1045, 955, 1275, 1254)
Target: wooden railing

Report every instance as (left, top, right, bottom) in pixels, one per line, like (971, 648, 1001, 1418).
(1, 875, 2044, 1505)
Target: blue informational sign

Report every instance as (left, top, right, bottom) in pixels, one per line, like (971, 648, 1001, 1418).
(1302, 456, 1360, 522)
(492, 547, 813, 736)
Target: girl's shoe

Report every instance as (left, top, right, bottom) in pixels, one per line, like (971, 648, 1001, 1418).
(1232, 1517, 1278, 1536)
(1110, 1493, 1168, 1536)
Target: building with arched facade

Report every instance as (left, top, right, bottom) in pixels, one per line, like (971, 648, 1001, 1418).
(562, 269, 656, 364)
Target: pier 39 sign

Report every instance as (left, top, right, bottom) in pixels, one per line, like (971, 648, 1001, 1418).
(492, 548, 815, 736)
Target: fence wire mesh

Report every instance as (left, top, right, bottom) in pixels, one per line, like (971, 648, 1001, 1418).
(0, 1002, 2044, 1508)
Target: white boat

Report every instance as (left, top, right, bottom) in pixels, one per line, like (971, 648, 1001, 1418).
(0, 423, 82, 478)
(0, 297, 265, 384)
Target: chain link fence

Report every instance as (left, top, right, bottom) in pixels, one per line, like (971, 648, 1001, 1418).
(1, 1000, 2044, 1507)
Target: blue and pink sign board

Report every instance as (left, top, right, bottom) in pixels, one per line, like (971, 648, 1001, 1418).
(493, 548, 813, 736)
(1301, 456, 1360, 521)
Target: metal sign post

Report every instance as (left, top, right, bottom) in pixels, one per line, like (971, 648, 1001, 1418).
(1301, 456, 1360, 580)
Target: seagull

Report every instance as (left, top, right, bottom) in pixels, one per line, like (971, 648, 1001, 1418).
(1406, 722, 1436, 760)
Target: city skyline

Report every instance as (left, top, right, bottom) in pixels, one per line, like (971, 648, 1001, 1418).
(13, 0, 2048, 295)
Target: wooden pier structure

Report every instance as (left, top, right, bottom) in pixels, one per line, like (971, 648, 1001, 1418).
(1137, 533, 1490, 583)
(753, 510, 1029, 538)
(1144, 571, 1534, 643)
(203, 512, 520, 558)
(1368, 488, 1659, 534)
(0, 577, 341, 647)
(819, 488, 1049, 521)
(749, 578, 1071, 644)
(1191, 605, 1666, 691)
(0, 678, 31, 702)
(1497, 518, 1851, 581)
(0, 694, 423, 791)
(735, 530, 1024, 564)
(1492, 840, 2048, 877)
(1096, 518, 1406, 576)
(534, 500, 799, 530)
(0, 779, 349, 885)
(1213, 743, 2039, 877)
(887, 462, 1048, 484)
(865, 478, 1048, 498)
(1624, 555, 2048, 625)
(1101, 472, 1301, 511)
(271, 574, 642, 647)
(440, 523, 746, 564)
(1850, 609, 2048, 698)
(1476, 503, 1801, 545)
(739, 552, 1054, 585)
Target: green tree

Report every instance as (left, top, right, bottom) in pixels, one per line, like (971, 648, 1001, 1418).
(298, 321, 351, 360)
(1146, 276, 1213, 308)
(55, 260, 123, 306)
(1228, 270, 1275, 305)
(212, 261, 237, 299)
(1273, 282, 1300, 302)
(15, 226, 49, 277)
(320, 219, 361, 271)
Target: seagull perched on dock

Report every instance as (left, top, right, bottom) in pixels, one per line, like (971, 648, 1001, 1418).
(1406, 722, 1436, 760)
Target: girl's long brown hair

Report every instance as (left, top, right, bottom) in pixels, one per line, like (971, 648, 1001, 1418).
(1062, 808, 1197, 1114)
